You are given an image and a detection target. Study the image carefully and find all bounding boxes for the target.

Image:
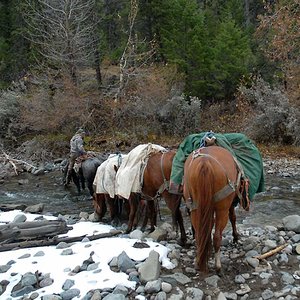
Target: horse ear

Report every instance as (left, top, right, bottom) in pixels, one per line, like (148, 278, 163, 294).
(113, 165, 118, 173)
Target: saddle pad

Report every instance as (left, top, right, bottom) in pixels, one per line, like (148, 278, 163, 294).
(115, 143, 166, 199)
(93, 154, 126, 198)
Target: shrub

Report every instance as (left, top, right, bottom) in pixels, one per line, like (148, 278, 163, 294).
(239, 77, 300, 145)
(0, 81, 25, 140)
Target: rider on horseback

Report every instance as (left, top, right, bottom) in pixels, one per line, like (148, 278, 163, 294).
(64, 128, 87, 186)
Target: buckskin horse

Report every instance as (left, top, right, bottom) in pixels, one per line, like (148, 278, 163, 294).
(183, 146, 243, 273)
(126, 149, 187, 246)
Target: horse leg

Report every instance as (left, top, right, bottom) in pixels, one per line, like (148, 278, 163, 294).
(88, 182, 94, 197)
(229, 205, 239, 243)
(214, 211, 229, 273)
(133, 199, 144, 229)
(93, 193, 107, 220)
(165, 194, 187, 246)
(140, 200, 148, 231)
(126, 194, 138, 233)
(79, 170, 85, 191)
(142, 200, 156, 233)
(72, 171, 81, 194)
(149, 200, 157, 232)
(106, 196, 120, 226)
(175, 205, 187, 246)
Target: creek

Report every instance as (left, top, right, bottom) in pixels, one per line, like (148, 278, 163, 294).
(0, 170, 299, 229)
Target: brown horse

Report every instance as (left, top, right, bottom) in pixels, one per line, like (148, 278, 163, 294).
(125, 150, 187, 245)
(183, 146, 242, 273)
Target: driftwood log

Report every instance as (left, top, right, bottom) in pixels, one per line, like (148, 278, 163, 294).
(0, 219, 72, 243)
(0, 229, 122, 252)
(1, 152, 36, 174)
(0, 204, 27, 212)
(254, 243, 290, 260)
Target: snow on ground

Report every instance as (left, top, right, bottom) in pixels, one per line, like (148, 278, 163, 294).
(0, 210, 173, 299)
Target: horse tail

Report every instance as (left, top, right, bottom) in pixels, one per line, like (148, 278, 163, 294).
(195, 158, 215, 272)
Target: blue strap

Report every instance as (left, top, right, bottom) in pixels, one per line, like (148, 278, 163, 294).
(200, 131, 215, 147)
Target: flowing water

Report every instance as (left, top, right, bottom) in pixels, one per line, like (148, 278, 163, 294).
(0, 170, 299, 228)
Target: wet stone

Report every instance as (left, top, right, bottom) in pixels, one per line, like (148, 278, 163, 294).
(0, 265, 11, 273)
(223, 292, 237, 300)
(39, 277, 53, 288)
(61, 249, 73, 256)
(204, 275, 220, 287)
(56, 242, 70, 249)
(18, 253, 31, 259)
(161, 282, 172, 293)
(155, 291, 167, 300)
(261, 289, 274, 299)
(236, 284, 251, 295)
(21, 272, 37, 286)
(185, 287, 204, 300)
(34, 251, 45, 257)
(60, 288, 80, 300)
(235, 275, 246, 284)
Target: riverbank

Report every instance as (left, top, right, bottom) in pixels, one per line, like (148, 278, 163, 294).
(0, 143, 299, 299)
(0, 209, 300, 300)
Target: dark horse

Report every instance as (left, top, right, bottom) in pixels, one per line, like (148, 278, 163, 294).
(183, 146, 242, 273)
(126, 150, 187, 246)
(63, 154, 108, 196)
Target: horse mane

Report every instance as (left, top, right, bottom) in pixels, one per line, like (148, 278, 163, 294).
(194, 157, 215, 272)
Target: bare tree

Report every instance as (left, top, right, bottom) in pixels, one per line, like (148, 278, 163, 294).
(22, 0, 99, 85)
(115, 0, 156, 100)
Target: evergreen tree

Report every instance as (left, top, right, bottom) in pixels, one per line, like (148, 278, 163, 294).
(0, 0, 30, 87)
(210, 18, 254, 99)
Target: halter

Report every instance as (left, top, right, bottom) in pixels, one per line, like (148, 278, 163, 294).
(185, 149, 242, 211)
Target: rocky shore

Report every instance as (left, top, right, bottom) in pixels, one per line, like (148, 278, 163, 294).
(0, 151, 299, 299)
(0, 212, 300, 300)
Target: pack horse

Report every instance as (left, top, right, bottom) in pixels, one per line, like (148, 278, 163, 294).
(183, 146, 243, 273)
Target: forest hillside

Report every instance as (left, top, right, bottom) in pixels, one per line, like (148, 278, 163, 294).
(0, 0, 299, 160)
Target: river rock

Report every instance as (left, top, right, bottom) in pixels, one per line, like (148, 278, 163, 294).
(145, 279, 161, 293)
(12, 213, 27, 223)
(148, 227, 167, 242)
(24, 203, 44, 213)
(204, 275, 220, 287)
(112, 285, 128, 296)
(117, 251, 135, 272)
(42, 295, 62, 300)
(282, 215, 300, 233)
(185, 287, 204, 300)
(236, 284, 251, 295)
(155, 291, 167, 300)
(0, 265, 11, 273)
(161, 281, 172, 293)
(138, 250, 160, 283)
(62, 279, 75, 291)
(60, 288, 80, 300)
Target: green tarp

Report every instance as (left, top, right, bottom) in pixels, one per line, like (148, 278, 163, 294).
(170, 132, 265, 200)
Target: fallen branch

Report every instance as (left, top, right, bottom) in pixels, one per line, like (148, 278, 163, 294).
(0, 229, 122, 252)
(1, 152, 36, 174)
(254, 243, 289, 260)
(3, 152, 18, 175)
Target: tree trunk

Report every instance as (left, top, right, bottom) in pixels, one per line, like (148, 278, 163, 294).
(244, 0, 250, 27)
(94, 49, 102, 88)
